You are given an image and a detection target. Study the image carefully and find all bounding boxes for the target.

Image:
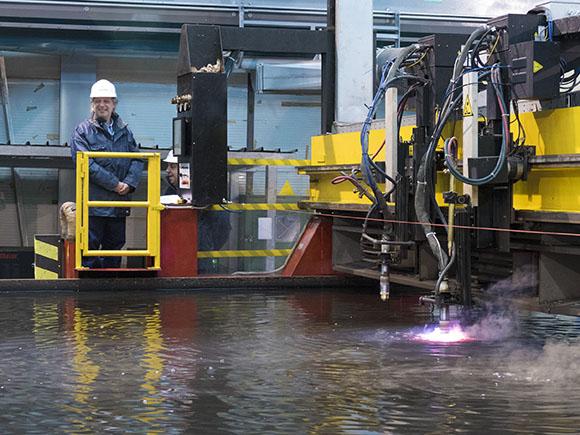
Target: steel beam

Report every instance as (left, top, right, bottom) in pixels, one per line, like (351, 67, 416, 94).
(0, 57, 14, 143)
(12, 169, 28, 247)
(0, 147, 307, 169)
(265, 165, 278, 271)
(0, 1, 239, 27)
(220, 27, 329, 55)
(385, 87, 398, 181)
(335, 0, 373, 124)
(246, 72, 255, 149)
(530, 153, 580, 167)
(0, 2, 485, 34)
(321, 4, 336, 133)
(0, 274, 362, 291)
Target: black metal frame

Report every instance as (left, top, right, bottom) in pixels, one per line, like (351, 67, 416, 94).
(217, 25, 335, 134)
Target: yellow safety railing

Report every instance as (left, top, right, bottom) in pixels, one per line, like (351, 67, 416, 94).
(75, 151, 163, 270)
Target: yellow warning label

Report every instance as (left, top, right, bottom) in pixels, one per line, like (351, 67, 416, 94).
(278, 180, 296, 196)
(463, 95, 473, 117)
(533, 61, 544, 74)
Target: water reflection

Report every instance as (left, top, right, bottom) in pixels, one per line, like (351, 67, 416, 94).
(0, 289, 577, 433)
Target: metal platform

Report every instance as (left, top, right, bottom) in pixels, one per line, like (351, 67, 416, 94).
(0, 275, 370, 292)
(333, 264, 436, 290)
(0, 146, 308, 169)
(77, 268, 158, 279)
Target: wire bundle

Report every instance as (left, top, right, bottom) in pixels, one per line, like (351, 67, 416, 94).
(443, 64, 509, 186)
(414, 25, 508, 293)
(358, 45, 429, 263)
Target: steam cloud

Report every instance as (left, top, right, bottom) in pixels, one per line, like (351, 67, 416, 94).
(462, 266, 539, 341)
(504, 340, 580, 384)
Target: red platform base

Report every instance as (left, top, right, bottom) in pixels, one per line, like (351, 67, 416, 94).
(159, 207, 198, 277)
(63, 239, 78, 278)
(64, 208, 199, 278)
(281, 216, 335, 276)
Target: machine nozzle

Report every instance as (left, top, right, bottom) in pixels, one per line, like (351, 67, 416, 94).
(379, 247, 390, 301)
(439, 304, 450, 329)
(379, 276, 390, 301)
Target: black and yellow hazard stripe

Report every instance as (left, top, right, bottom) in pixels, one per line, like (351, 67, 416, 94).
(227, 158, 310, 167)
(208, 203, 300, 211)
(34, 235, 61, 279)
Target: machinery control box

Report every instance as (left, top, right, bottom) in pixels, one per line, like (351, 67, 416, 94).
(510, 41, 561, 100)
(173, 25, 228, 206)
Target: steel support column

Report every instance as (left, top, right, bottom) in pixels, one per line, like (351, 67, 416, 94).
(322, 0, 336, 133)
(59, 56, 96, 207)
(335, 0, 373, 124)
(462, 71, 479, 206)
(265, 165, 277, 271)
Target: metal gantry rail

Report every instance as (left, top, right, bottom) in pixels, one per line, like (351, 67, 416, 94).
(75, 151, 163, 270)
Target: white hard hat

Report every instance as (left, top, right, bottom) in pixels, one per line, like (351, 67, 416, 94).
(90, 79, 117, 99)
(163, 149, 178, 163)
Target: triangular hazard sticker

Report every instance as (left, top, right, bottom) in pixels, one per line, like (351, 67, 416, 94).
(463, 95, 473, 117)
(279, 180, 295, 196)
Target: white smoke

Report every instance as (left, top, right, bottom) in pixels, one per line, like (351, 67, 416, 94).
(466, 312, 518, 340)
(504, 340, 580, 383)
(462, 265, 539, 340)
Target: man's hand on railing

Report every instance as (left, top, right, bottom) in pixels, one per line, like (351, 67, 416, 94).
(114, 182, 131, 195)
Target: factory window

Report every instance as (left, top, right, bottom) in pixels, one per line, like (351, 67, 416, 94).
(0, 168, 58, 247)
(113, 82, 175, 149)
(0, 79, 60, 145)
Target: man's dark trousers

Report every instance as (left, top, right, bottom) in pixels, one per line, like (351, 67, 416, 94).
(84, 216, 126, 268)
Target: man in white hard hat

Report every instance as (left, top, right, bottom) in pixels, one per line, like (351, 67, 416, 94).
(162, 149, 231, 273)
(70, 79, 144, 268)
(163, 150, 179, 194)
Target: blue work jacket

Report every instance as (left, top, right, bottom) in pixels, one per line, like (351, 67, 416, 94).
(70, 113, 144, 217)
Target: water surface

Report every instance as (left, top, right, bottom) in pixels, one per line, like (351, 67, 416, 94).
(0, 289, 578, 433)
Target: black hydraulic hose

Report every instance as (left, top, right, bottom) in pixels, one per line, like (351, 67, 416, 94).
(419, 91, 464, 230)
(442, 67, 508, 187)
(359, 45, 430, 261)
(435, 244, 456, 295)
(361, 51, 426, 218)
(386, 45, 421, 86)
(469, 27, 494, 68)
(415, 154, 448, 272)
(397, 83, 420, 140)
(430, 25, 489, 144)
(411, 25, 495, 295)
(414, 26, 488, 276)
(361, 233, 415, 246)
(452, 26, 490, 85)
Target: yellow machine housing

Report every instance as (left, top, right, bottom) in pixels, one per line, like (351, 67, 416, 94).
(304, 106, 580, 216)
